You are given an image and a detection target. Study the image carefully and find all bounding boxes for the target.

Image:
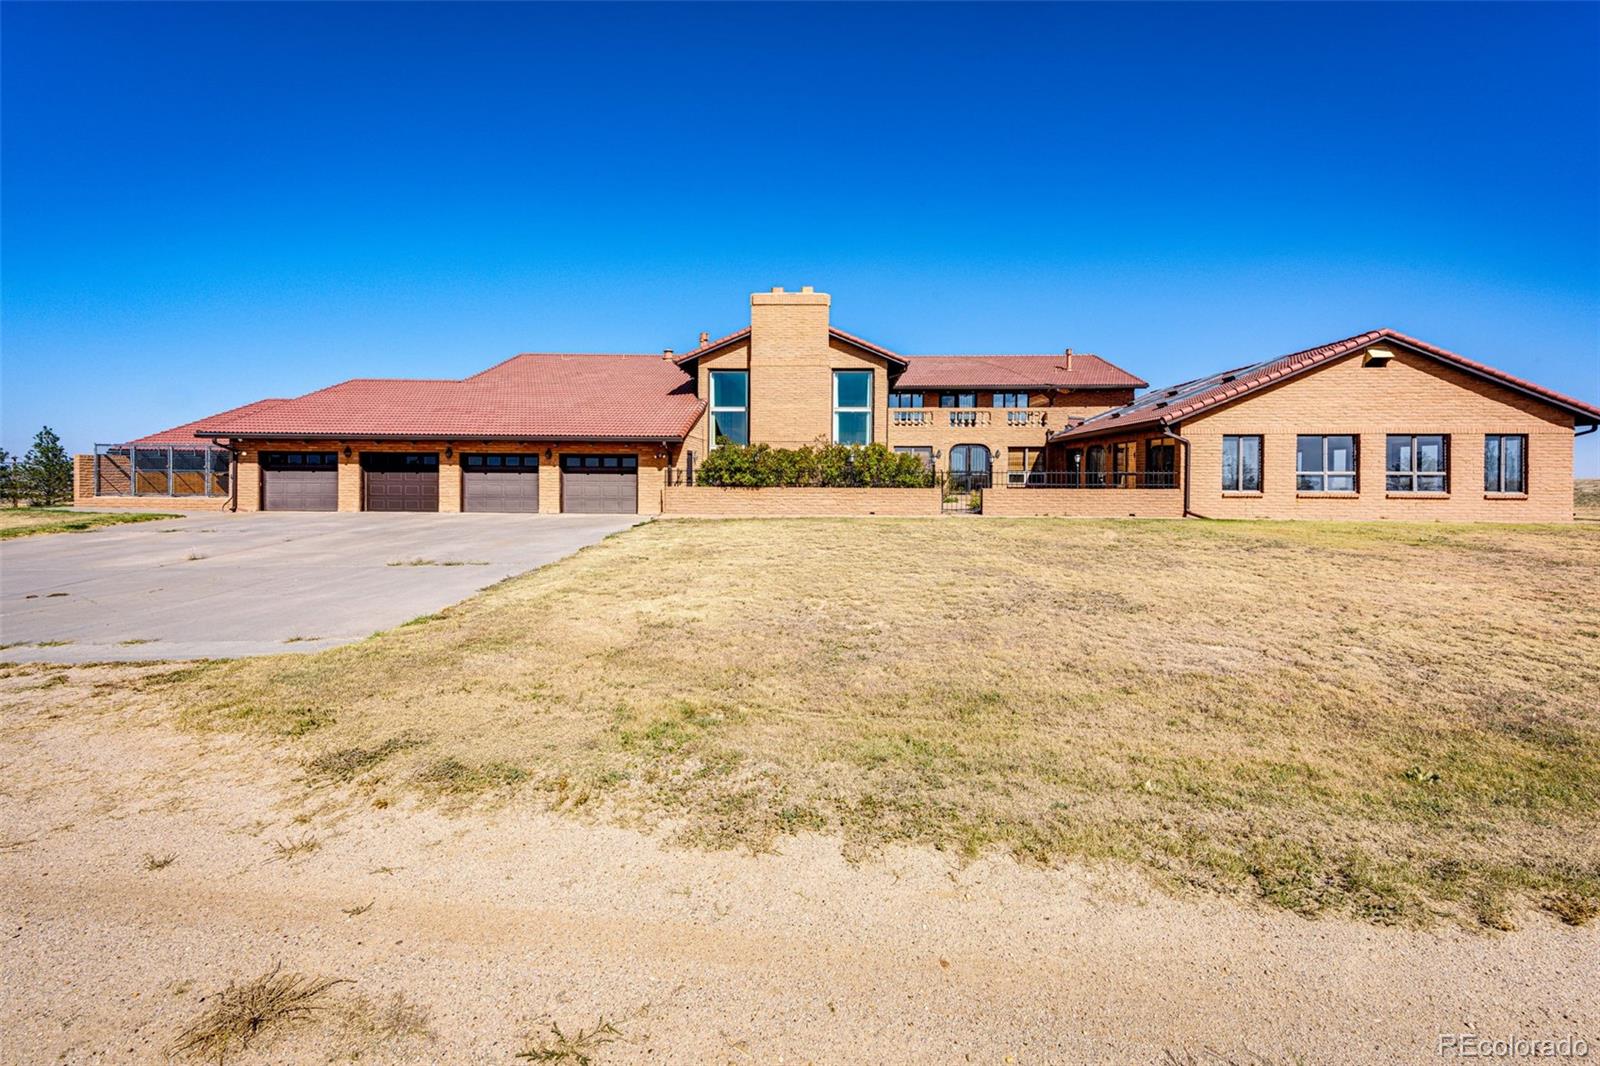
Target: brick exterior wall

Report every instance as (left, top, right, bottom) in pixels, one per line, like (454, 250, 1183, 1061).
(1179, 348, 1577, 522)
(679, 289, 1132, 477)
(983, 483, 1184, 518)
(230, 439, 671, 514)
(662, 485, 941, 516)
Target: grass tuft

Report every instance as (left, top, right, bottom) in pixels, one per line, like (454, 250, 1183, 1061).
(168, 963, 349, 1063)
(270, 832, 321, 862)
(142, 852, 177, 871)
(515, 1015, 624, 1064)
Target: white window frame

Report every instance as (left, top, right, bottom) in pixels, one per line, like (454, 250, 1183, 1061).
(833, 370, 873, 445)
(708, 370, 749, 449)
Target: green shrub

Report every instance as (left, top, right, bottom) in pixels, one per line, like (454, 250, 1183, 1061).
(695, 443, 933, 488)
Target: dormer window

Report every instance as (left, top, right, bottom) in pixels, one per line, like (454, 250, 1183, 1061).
(709, 371, 748, 447)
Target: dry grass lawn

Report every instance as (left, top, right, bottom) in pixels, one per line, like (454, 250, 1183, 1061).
(0, 506, 178, 538)
(73, 517, 1600, 930)
(1576, 478, 1600, 519)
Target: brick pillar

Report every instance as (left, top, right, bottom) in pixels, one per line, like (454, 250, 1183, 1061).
(338, 450, 361, 512)
(439, 450, 462, 513)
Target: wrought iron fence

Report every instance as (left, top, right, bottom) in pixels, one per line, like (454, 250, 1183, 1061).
(1005, 470, 1178, 489)
(93, 443, 232, 497)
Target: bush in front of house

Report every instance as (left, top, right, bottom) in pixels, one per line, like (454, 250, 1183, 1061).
(694, 443, 934, 488)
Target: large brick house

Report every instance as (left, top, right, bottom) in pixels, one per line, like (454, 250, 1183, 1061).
(78, 287, 1598, 520)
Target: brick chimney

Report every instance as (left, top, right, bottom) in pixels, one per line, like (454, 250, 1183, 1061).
(1063, 347, 1074, 372)
(748, 286, 833, 449)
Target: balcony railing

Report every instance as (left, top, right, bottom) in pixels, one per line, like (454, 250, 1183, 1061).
(1006, 470, 1179, 489)
(890, 408, 1048, 429)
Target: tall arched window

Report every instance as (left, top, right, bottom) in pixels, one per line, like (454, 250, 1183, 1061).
(949, 444, 992, 490)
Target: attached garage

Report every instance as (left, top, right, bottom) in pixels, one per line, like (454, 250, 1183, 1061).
(462, 453, 539, 513)
(362, 453, 439, 512)
(561, 453, 638, 514)
(261, 452, 339, 511)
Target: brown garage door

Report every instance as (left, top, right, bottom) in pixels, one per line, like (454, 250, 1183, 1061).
(462, 453, 539, 513)
(261, 452, 339, 511)
(362, 453, 439, 512)
(561, 454, 637, 514)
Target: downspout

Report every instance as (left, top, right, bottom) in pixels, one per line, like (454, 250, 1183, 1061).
(1161, 425, 1203, 519)
(1577, 424, 1597, 439)
(223, 441, 239, 512)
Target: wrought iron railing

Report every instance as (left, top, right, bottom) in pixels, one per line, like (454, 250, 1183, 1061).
(1005, 470, 1178, 489)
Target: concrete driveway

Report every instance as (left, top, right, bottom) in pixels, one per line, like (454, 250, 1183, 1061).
(0, 512, 642, 663)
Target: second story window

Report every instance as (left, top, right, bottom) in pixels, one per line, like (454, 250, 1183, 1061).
(939, 392, 976, 408)
(889, 392, 924, 408)
(833, 370, 872, 445)
(1296, 434, 1358, 492)
(709, 370, 748, 447)
(1386, 434, 1448, 493)
(993, 392, 1030, 407)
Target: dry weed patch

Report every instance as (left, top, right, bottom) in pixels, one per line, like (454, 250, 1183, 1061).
(101, 517, 1600, 927)
(168, 964, 348, 1063)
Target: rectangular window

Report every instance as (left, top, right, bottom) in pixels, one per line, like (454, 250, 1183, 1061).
(894, 445, 934, 469)
(709, 370, 749, 447)
(939, 392, 976, 408)
(1385, 434, 1448, 493)
(1484, 434, 1527, 493)
(993, 392, 1030, 408)
(1008, 447, 1043, 472)
(1145, 440, 1176, 487)
(1296, 435, 1357, 492)
(889, 392, 924, 408)
(833, 370, 872, 445)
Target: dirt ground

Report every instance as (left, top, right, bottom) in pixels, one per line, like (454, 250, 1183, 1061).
(2, 668, 1595, 1065)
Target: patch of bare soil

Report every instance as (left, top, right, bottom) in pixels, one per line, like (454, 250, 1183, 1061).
(1, 668, 1595, 1064)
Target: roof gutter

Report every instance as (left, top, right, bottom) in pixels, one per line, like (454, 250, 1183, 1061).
(191, 431, 690, 443)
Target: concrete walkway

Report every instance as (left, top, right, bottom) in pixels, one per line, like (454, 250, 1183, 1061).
(0, 512, 641, 663)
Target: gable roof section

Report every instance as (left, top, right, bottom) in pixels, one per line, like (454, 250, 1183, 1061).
(895, 354, 1145, 391)
(129, 399, 288, 445)
(1050, 329, 1600, 442)
(672, 326, 909, 367)
(671, 327, 1143, 389)
(193, 354, 705, 442)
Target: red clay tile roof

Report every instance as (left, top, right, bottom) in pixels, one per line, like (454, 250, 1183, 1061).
(129, 399, 288, 445)
(895, 354, 1145, 390)
(193, 354, 705, 442)
(1050, 329, 1600, 442)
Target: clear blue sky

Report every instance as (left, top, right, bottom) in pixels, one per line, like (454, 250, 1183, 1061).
(4, 2, 1598, 471)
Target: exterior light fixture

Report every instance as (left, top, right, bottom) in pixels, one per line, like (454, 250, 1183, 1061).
(343, 446, 352, 457)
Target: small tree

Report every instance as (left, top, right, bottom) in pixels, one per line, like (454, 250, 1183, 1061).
(20, 426, 73, 506)
(0, 449, 17, 508)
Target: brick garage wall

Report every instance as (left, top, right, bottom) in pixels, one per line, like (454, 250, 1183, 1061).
(231, 439, 670, 514)
(982, 483, 1184, 518)
(1181, 348, 1578, 522)
(662, 485, 941, 516)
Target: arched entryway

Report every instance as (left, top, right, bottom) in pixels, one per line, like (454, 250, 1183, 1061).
(949, 444, 992, 492)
